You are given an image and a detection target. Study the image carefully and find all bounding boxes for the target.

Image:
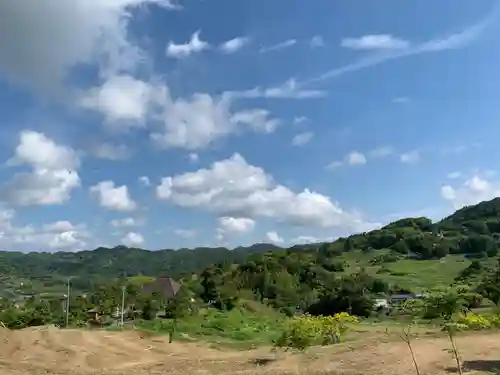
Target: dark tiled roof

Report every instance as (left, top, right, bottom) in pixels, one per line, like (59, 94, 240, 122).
(142, 277, 181, 299)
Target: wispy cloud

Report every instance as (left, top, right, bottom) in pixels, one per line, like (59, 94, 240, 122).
(341, 34, 410, 50)
(166, 31, 210, 58)
(370, 146, 394, 158)
(219, 37, 250, 54)
(259, 39, 297, 53)
(310, 35, 325, 48)
(228, 78, 327, 100)
(292, 132, 314, 146)
(327, 151, 367, 169)
(400, 150, 420, 164)
(392, 97, 410, 104)
(304, 8, 497, 84)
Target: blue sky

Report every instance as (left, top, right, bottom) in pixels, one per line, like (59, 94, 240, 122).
(0, 0, 500, 251)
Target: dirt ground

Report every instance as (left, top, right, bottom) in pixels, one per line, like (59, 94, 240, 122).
(1, 326, 500, 375)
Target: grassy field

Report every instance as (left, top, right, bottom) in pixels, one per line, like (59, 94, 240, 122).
(339, 250, 474, 290)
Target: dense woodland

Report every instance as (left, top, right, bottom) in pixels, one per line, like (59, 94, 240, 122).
(4, 198, 500, 327)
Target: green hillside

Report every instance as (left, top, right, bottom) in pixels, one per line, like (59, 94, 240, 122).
(2, 197, 500, 300)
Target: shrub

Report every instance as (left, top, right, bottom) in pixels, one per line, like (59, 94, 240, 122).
(457, 313, 491, 330)
(274, 312, 358, 351)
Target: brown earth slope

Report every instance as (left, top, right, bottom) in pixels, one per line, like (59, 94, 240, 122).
(0, 326, 499, 375)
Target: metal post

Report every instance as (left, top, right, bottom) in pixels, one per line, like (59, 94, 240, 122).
(65, 277, 71, 328)
(120, 286, 126, 326)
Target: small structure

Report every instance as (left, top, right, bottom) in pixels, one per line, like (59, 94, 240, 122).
(87, 307, 101, 321)
(142, 276, 181, 300)
(390, 293, 424, 305)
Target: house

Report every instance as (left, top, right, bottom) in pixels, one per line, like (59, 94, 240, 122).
(87, 307, 101, 321)
(141, 276, 181, 300)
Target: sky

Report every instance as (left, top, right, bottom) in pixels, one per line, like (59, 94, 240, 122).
(1, 0, 500, 252)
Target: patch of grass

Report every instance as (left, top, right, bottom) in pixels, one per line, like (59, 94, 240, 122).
(135, 303, 286, 348)
(339, 251, 472, 291)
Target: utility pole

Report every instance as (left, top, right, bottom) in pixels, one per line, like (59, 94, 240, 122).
(65, 277, 71, 328)
(120, 285, 126, 326)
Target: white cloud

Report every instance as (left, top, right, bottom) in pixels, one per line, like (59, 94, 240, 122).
(292, 132, 314, 147)
(110, 217, 137, 228)
(341, 34, 410, 50)
(305, 10, 495, 85)
(400, 150, 420, 164)
(232, 78, 327, 100)
(291, 235, 323, 244)
(266, 231, 284, 244)
(151, 92, 280, 150)
(230, 109, 281, 133)
(156, 153, 373, 230)
(0, 0, 176, 91)
(1, 131, 81, 206)
(326, 160, 344, 170)
(310, 35, 325, 48)
(441, 174, 500, 210)
(0, 213, 88, 251)
(259, 39, 297, 53)
(9, 131, 80, 170)
(43, 221, 75, 233)
(293, 116, 308, 125)
(93, 142, 132, 161)
(121, 232, 144, 246)
(346, 151, 367, 165)
(219, 37, 249, 54)
(188, 153, 200, 163)
(139, 176, 151, 186)
(80, 75, 159, 126)
(370, 147, 394, 158)
(447, 171, 462, 179)
(166, 31, 210, 58)
(90, 180, 137, 212)
(218, 217, 255, 234)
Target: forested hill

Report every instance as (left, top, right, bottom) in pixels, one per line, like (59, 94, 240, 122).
(2, 197, 500, 286)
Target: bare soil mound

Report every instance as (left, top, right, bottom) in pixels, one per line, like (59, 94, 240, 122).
(0, 326, 500, 375)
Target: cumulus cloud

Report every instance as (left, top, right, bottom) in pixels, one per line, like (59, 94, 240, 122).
(156, 153, 373, 230)
(0, 212, 88, 251)
(90, 180, 137, 212)
(79, 75, 161, 127)
(266, 231, 284, 244)
(166, 31, 210, 58)
(1, 131, 80, 206)
(346, 151, 367, 165)
(441, 174, 500, 210)
(219, 37, 250, 54)
(121, 231, 144, 246)
(0, 0, 176, 91)
(218, 217, 255, 234)
(151, 92, 281, 150)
